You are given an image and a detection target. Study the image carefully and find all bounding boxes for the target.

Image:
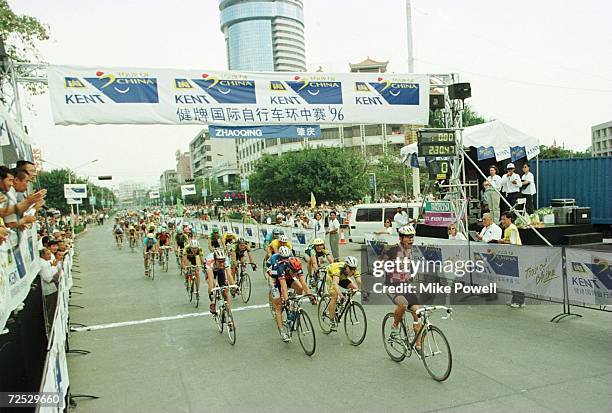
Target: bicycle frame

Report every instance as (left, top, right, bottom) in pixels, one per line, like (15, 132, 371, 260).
(401, 306, 453, 354)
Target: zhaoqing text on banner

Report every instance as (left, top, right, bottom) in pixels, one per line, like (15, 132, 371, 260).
(46, 66, 430, 126)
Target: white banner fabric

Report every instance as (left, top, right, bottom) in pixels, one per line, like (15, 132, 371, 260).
(47, 65, 430, 126)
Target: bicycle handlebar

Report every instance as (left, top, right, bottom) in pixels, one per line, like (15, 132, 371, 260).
(211, 284, 239, 293)
(416, 305, 453, 320)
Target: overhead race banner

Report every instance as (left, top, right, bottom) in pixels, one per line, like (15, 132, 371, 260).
(181, 184, 196, 197)
(149, 191, 160, 199)
(63, 184, 87, 199)
(47, 66, 430, 126)
(209, 124, 321, 139)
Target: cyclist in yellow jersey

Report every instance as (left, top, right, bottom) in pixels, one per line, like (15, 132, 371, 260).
(221, 231, 238, 254)
(326, 256, 361, 331)
(267, 234, 293, 256)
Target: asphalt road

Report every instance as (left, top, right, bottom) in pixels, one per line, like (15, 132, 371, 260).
(66, 223, 610, 413)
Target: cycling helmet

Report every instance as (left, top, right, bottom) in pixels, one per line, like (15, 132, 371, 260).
(189, 239, 200, 249)
(272, 228, 283, 236)
(279, 235, 289, 243)
(213, 248, 226, 260)
(288, 257, 302, 272)
(238, 238, 247, 244)
(278, 246, 291, 258)
(344, 256, 358, 269)
(147, 233, 155, 238)
(398, 224, 416, 236)
(212, 227, 219, 234)
(312, 238, 325, 246)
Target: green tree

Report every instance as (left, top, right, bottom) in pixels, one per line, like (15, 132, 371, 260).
(366, 154, 406, 196)
(37, 169, 116, 214)
(250, 147, 368, 203)
(429, 103, 487, 128)
(0, 0, 49, 95)
(538, 144, 591, 159)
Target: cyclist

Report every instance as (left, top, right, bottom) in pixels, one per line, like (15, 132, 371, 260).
(205, 248, 236, 315)
(325, 256, 362, 331)
(221, 231, 238, 254)
(208, 227, 222, 252)
(143, 232, 159, 277)
(157, 226, 171, 263)
(304, 238, 334, 279)
(279, 257, 316, 307)
(175, 226, 189, 260)
(264, 228, 283, 256)
(112, 221, 124, 245)
(231, 238, 257, 279)
(139, 220, 147, 240)
(383, 224, 422, 349)
(267, 234, 293, 257)
(127, 225, 138, 247)
(182, 239, 205, 300)
(267, 245, 293, 341)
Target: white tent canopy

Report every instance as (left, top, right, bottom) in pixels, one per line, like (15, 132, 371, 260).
(401, 120, 540, 165)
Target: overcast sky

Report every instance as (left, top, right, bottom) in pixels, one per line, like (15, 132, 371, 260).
(10, 0, 612, 186)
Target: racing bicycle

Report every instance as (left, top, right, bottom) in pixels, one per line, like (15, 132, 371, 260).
(317, 288, 367, 346)
(382, 305, 453, 382)
(280, 292, 317, 356)
(235, 262, 254, 303)
(211, 284, 238, 345)
(183, 265, 200, 308)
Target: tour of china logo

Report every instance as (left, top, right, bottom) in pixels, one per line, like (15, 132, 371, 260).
(64, 71, 160, 103)
(365, 77, 421, 105)
(191, 73, 257, 104)
(285, 76, 343, 104)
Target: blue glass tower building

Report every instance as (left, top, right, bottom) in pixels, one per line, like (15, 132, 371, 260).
(219, 0, 306, 72)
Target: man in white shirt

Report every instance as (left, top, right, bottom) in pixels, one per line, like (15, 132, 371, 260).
(499, 163, 522, 213)
(482, 165, 502, 223)
(40, 248, 62, 331)
(393, 206, 409, 228)
(521, 162, 536, 214)
(476, 213, 503, 242)
(326, 211, 341, 261)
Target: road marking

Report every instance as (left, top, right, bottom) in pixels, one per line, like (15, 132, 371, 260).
(71, 303, 270, 332)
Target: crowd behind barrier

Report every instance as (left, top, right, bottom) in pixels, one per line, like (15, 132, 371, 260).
(364, 235, 612, 308)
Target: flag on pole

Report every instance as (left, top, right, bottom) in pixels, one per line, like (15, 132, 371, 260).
(310, 192, 316, 209)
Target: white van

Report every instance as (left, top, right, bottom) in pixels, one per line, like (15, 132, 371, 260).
(348, 202, 422, 243)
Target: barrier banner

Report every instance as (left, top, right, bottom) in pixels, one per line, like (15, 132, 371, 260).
(0, 226, 42, 331)
(243, 225, 259, 245)
(38, 250, 74, 412)
(47, 65, 430, 126)
(231, 224, 241, 237)
(470, 244, 564, 298)
(290, 228, 315, 255)
(565, 248, 612, 305)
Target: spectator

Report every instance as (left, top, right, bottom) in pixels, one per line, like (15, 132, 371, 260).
(520, 163, 536, 214)
(39, 247, 61, 332)
(326, 210, 340, 261)
(499, 163, 522, 213)
(476, 213, 503, 242)
(373, 218, 393, 239)
(447, 224, 467, 241)
(393, 206, 409, 228)
(497, 211, 524, 308)
(482, 165, 502, 223)
(0, 166, 45, 229)
(313, 211, 325, 237)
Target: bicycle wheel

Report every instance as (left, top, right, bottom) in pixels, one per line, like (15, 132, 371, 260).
(419, 325, 452, 382)
(382, 312, 408, 362)
(240, 273, 251, 303)
(189, 278, 194, 302)
(296, 310, 316, 356)
(214, 303, 223, 333)
(317, 294, 333, 334)
(262, 257, 268, 281)
(225, 307, 236, 345)
(151, 262, 155, 280)
(163, 255, 169, 272)
(344, 301, 367, 346)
